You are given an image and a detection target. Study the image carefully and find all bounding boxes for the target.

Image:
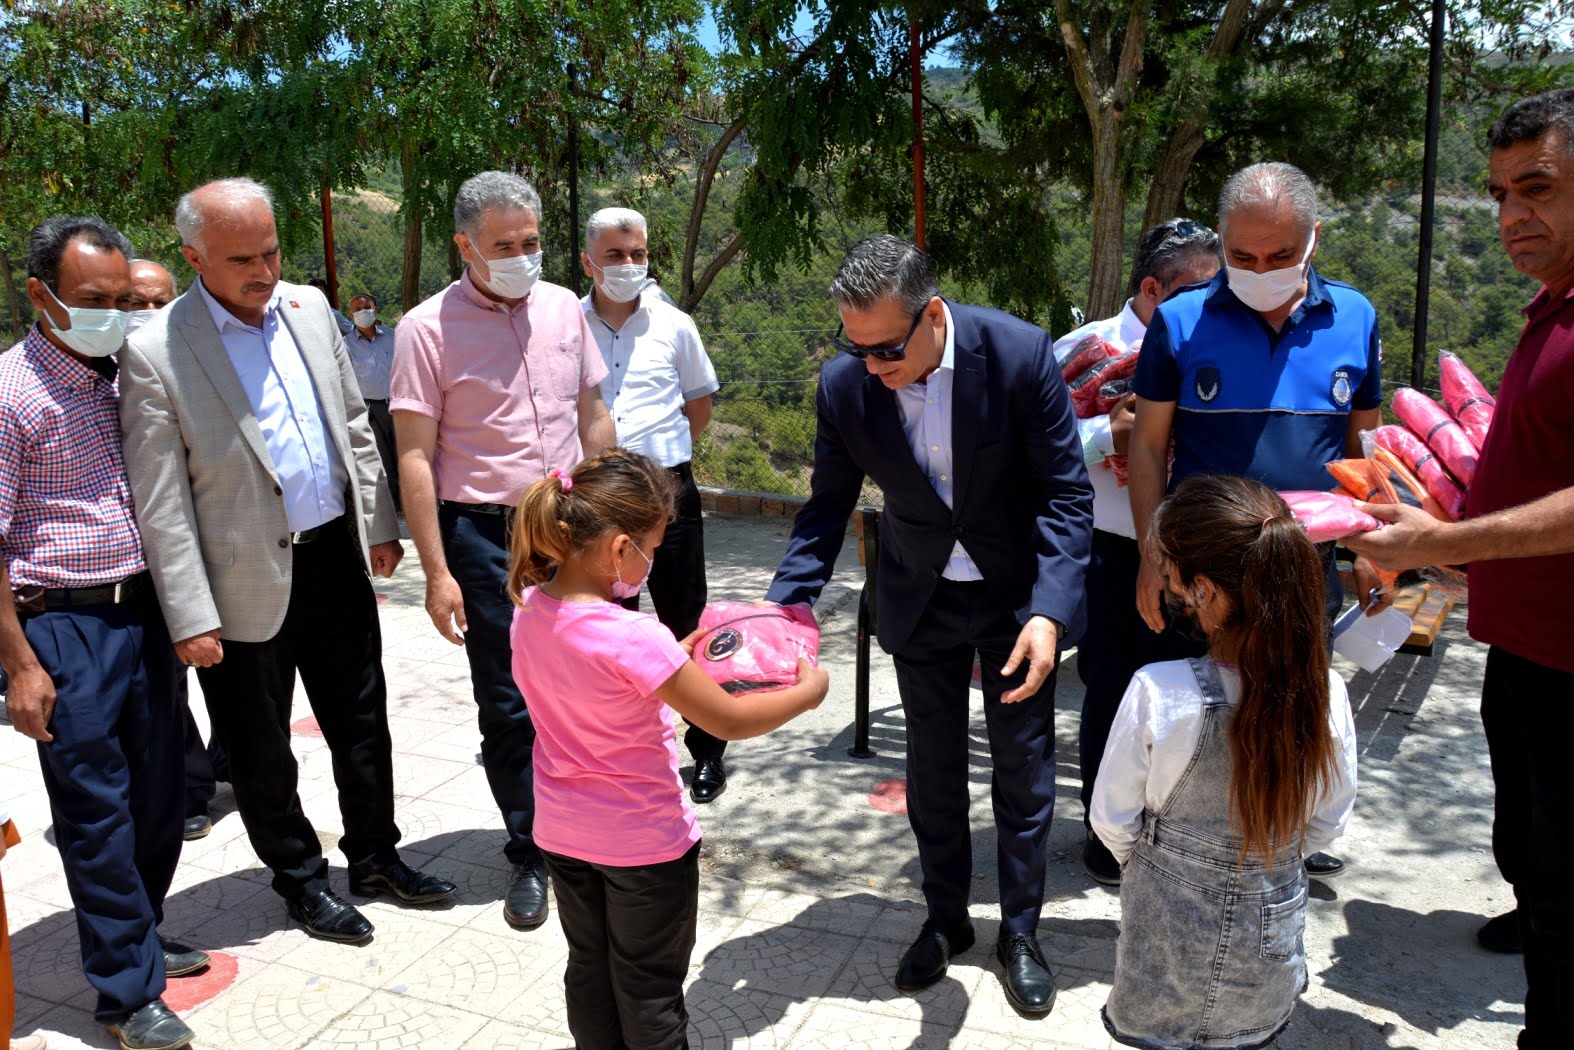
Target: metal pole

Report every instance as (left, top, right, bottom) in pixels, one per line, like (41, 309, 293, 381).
(1412, 0, 1446, 391)
(910, 16, 926, 249)
(321, 184, 339, 309)
(567, 63, 583, 296)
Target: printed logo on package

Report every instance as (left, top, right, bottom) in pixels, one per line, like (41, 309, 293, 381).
(704, 628, 743, 661)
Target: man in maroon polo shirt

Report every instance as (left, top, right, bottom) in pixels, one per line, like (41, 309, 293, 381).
(1349, 88, 1574, 1049)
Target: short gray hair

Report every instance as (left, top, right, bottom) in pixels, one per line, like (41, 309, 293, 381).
(175, 178, 275, 248)
(454, 172, 541, 238)
(586, 207, 647, 249)
(830, 235, 937, 314)
(1218, 162, 1318, 241)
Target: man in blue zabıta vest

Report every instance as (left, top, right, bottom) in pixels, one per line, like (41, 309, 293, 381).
(1127, 160, 1395, 882)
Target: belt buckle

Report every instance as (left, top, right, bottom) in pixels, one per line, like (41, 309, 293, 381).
(113, 579, 126, 604)
(290, 529, 307, 545)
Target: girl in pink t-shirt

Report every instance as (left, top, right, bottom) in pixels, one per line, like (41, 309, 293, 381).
(507, 448, 828, 1050)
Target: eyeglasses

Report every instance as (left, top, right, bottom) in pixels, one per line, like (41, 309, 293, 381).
(832, 307, 927, 362)
(1168, 219, 1201, 238)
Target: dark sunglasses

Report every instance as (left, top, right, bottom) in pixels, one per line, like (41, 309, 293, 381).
(832, 307, 927, 362)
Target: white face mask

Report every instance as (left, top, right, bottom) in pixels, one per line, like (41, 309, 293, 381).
(124, 310, 158, 337)
(473, 246, 542, 300)
(594, 262, 648, 304)
(352, 308, 377, 329)
(43, 283, 127, 358)
(1225, 234, 1316, 313)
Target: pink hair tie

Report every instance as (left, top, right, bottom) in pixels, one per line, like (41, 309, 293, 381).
(1261, 515, 1275, 530)
(548, 468, 573, 493)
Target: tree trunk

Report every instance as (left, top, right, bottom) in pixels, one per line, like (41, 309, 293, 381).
(1140, 122, 1207, 231)
(400, 139, 423, 312)
(680, 118, 744, 313)
(0, 244, 25, 344)
(1086, 110, 1130, 320)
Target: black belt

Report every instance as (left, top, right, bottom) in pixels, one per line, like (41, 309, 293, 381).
(290, 517, 345, 545)
(441, 500, 513, 517)
(14, 571, 149, 614)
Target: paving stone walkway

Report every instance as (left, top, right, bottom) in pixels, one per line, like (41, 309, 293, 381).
(0, 514, 1524, 1048)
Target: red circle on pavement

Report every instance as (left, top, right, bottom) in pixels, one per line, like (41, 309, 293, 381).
(163, 950, 239, 1012)
(869, 778, 908, 815)
(291, 716, 323, 737)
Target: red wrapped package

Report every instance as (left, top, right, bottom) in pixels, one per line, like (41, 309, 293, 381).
(1280, 491, 1384, 543)
(1069, 351, 1139, 418)
(1092, 376, 1135, 416)
(1392, 387, 1477, 487)
(1059, 335, 1121, 384)
(1371, 425, 1466, 521)
(693, 601, 820, 695)
(1439, 350, 1495, 453)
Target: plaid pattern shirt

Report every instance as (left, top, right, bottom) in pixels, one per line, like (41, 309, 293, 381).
(0, 328, 147, 588)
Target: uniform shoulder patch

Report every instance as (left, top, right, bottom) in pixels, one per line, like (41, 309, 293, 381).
(1194, 364, 1222, 403)
(1331, 368, 1354, 406)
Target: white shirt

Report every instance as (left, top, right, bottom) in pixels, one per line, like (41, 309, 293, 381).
(197, 280, 349, 532)
(894, 302, 982, 582)
(1090, 660, 1358, 865)
(1051, 300, 1147, 540)
(583, 288, 719, 468)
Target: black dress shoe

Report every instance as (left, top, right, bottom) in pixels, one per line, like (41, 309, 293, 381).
(1082, 832, 1121, 887)
(348, 858, 458, 905)
(504, 862, 549, 930)
(1304, 852, 1346, 879)
(895, 917, 975, 992)
(106, 998, 194, 1050)
(181, 813, 211, 841)
(286, 888, 374, 943)
(1477, 910, 1523, 954)
(996, 932, 1056, 1014)
(159, 938, 210, 977)
(691, 757, 728, 804)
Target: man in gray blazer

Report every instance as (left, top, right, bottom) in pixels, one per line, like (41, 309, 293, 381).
(120, 178, 455, 944)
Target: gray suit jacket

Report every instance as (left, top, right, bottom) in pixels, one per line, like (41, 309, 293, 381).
(120, 280, 398, 644)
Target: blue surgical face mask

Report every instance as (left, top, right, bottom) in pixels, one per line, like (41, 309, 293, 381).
(43, 283, 127, 358)
(610, 541, 653, 599)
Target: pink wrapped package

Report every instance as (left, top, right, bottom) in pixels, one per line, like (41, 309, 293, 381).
(1069, 351, 1139, 419)
(1371, 425, 1466, 521)
(693, 601, 820, 695)
(1392, 387, 1477, 487)
(1280, 491, 1383, 543)
(1439, 350, 1495, 453)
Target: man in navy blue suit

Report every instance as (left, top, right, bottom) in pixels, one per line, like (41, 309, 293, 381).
(767, 236, 1093, 1014)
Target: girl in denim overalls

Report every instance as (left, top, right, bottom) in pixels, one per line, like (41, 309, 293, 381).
(1091, 476, 1358, 1049)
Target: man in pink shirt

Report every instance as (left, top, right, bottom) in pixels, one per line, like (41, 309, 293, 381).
(392, 171, 614, 931)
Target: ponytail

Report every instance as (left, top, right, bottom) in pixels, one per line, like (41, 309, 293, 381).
(509, 475, 576, 599)
(1153, 475, 1338, 864)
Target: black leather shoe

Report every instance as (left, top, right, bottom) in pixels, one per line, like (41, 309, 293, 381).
(1304, 852, 1346, 880)
(691, 757, 728, 804)
(106, 998, 194, 1050)
(1477, 910, 1523, 954)
(1082, 832, 1121, 887)
(181, 813, 211, 841)
(286, 888, 374, 943)
(159, 938, 210, 977)
(895, 917, 974, 992)
(996, 932, 1056, 1014)
(348, 859, 458, 905)
(504, 863, 549, 930)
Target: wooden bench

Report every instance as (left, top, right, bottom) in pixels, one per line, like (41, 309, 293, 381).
(1337, 566, 1457, 657)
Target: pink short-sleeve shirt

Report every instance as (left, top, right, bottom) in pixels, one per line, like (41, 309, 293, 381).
(391, 273, 609, 505)
(511, 587, 701, 867)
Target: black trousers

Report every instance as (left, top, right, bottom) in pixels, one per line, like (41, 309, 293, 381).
(1076, 530, 1204, 827)
(621, 462, 718, 762)
(892, 579, 1059, 935)
(543, 841, 699, 1050)
(364, 399, 401, 512)
(1480, 646, 1574, 1048)
(439, 502, 539, 866)
(23, 590, 183, 1022)
(180, 677, 230, 816)
(195, 522, 400, 899)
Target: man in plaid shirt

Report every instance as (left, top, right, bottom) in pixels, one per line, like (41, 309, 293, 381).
(0, 217, 201, 1050)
